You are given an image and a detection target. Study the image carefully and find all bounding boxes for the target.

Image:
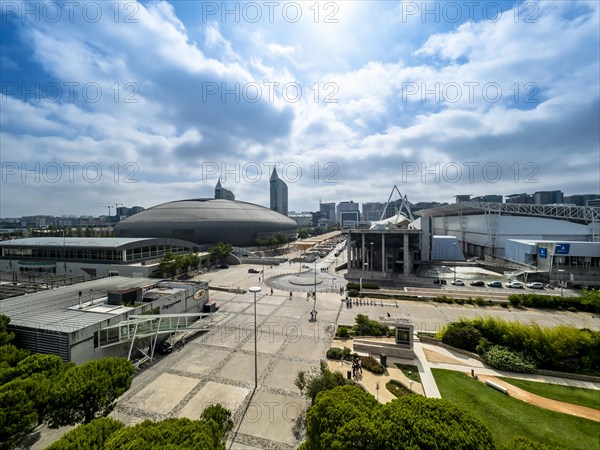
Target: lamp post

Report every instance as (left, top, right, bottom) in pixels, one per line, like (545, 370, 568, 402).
(249, 286, 261, 390)
(312, 259, 317, 320)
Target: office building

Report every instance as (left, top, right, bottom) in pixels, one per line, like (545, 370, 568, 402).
(270, 168, 288, 216)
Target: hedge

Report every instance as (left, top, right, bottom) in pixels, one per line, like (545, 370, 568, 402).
(438, 317, 600, 374)
(508, 290, 600, 313)
(347, 282, 379, 290)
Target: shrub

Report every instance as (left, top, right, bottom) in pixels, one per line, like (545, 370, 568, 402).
(348, 289, 359, 297)
(441, 322, 482, 352)
(506, 437, 556, 450)
(352, 314, 389, 337)
(475, 297, 486, 306)
(336, 326, 350, 338)
(359, 356, 384, 374)
(347, 282, 379, 290)
(507, 291, 600, 313)
(295, 361, 352, 403)
(482, 345, 536, 373)
(326, 347, 352, 360)
(440, 317, 600, 374)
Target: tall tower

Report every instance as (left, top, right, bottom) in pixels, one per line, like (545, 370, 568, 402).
(270, 168, 288, 215)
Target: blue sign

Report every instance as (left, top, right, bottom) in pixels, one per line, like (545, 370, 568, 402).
(538, 248, 547, 258)
(555, 243, 570, 255)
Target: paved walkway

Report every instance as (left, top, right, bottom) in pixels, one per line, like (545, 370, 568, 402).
(476, 374, 600, 422)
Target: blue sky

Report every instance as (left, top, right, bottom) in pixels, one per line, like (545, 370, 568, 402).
(1, 0, 599, 217)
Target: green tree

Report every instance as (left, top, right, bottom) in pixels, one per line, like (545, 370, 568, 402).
(200, 404, 233, 438)
(208, 242, 233, 265)
(105, 417, 225, 450)
(47, 357, 135, 427)
(0, 386, 38, 449)
(298, 229, 310, 239)
(159, 252, 177, 277)
(295, 361, 352, 403)
(45, 417, 125, 450)
(301, 385, 496, 450)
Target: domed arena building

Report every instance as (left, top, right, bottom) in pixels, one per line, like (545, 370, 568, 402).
(114, 199, 298, 247)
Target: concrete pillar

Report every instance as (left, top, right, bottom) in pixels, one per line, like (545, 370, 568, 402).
(403, 233, 410, 275)
(381, 233, 386, 274)
(346, 231, 352, 269)
(361, 234, 366, 272)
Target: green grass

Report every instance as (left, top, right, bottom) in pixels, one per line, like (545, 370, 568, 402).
(385, 380, 413, 398)
(498, 377, 600, 410)
(432, 369, 600, 450)
(394, 363, 422, 383)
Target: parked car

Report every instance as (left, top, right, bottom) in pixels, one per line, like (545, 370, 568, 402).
(450, 279, 465, 286)
(506, 281, 524, 289)
(156, 340, 174, 355)
(487, 281, 503, 288)
(248, 268, 260, 273)
(527, 282, 544, 289)
(470, 280, 485, 286)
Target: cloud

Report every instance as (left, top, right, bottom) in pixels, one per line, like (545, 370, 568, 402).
(0, 0, 598, 217)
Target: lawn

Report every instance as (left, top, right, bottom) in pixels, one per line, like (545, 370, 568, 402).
(499, 377, 600, 410)
(394, 363, 421, 383)
(433, 369, 600, 449)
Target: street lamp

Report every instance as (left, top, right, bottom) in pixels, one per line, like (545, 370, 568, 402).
(312, 259, 318, 320)
(249, 286, 261, 390)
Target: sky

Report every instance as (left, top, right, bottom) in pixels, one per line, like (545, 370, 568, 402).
(1, 0, 599, 217)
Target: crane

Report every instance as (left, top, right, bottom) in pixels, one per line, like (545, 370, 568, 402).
(93, 203, 123, 217)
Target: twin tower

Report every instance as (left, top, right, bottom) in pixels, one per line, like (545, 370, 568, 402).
(214, 168, 288, 216)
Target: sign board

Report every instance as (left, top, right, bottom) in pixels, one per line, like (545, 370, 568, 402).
(555, 243, 570, 255)
(538, 248, 547, 258)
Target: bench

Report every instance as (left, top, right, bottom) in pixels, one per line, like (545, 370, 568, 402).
(485, 380, 509, 394)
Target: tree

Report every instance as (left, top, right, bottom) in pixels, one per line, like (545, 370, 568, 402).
(105, 417, 225, 450)
(200, 404, 233, 438)
(159, 252, 177, 277)
(0, 386, 38, 449)
(295, 361, 352, 403)
(298, 229, 310, 239)
(301, 385, 496, 450)
(45, 417, 125, 450)
(47, 357, 135, 427)
(208, 242, 233, 265)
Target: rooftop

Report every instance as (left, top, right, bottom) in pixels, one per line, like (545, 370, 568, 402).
(0, 237, 197, 249)
(0, 276, 156, 332)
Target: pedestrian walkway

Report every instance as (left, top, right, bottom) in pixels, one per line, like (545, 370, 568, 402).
(476, 374, 600, 422)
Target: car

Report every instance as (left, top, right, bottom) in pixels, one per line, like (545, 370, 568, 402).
(506, 281, 524, 289)
(527, 282, 544, 289)
(248, 268, 260, 273)
(156, 340, 174, 355)
(470, 280, 485, 286)
(486, 281, 503, 288)
(450, 279, 465, 286)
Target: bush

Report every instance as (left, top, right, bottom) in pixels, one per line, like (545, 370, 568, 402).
(482, 345, 536, 373)
(336, 326, 351, 338)
(347, 282, 379, 290)
(507, 290, 600, 313)
(506, 437, 556, 450)
(326, 347, 352, 361)
(440, 317, 600, 374)
(359, 356, 384, 374)
(353, 314, 390, 337)
(348, 289, 359, 297)
(440, 322, 482, 352)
